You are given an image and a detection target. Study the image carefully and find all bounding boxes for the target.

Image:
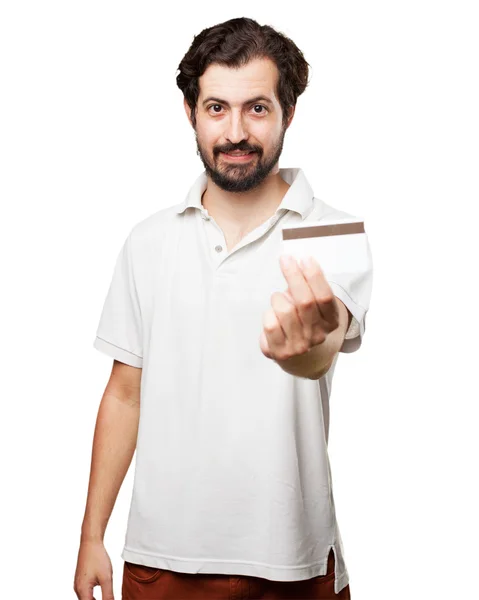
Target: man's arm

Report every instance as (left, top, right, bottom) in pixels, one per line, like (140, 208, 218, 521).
(74, 360, 142, 598)
(80, 359, 141, 542)
(274, 297, 352, 380)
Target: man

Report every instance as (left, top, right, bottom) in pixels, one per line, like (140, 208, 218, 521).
(74, 17, 372, 600)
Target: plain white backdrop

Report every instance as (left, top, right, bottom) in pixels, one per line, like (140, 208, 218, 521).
(1, 1, 478, 598)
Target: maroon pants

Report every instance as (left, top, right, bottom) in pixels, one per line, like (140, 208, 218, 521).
(121, 548, 351, 599)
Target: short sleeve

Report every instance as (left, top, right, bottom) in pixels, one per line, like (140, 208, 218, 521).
(93, 232, 143, 367)
(327, 231, 373, 353)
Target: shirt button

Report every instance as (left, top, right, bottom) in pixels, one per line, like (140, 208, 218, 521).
(215, 245, 223, 253)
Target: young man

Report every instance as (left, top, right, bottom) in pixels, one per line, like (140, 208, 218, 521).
(74, 17, 372, 600)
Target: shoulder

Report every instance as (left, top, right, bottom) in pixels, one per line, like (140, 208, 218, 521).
(307, 196, 364, 225)
(130, 204, 182, 241)
(124, 203, 184, 261)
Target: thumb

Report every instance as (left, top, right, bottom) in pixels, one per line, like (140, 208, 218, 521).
(259, 330, 273, 359)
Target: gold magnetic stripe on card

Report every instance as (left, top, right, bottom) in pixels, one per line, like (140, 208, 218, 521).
(282, 221, 365, 241)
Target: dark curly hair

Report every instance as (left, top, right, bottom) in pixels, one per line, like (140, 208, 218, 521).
(176, 17, 311, 129)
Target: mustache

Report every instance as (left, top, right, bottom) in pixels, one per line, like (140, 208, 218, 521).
(215, 145, 261, 154)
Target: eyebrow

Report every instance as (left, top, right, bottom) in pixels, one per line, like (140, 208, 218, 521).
(202, 95, 274, 108)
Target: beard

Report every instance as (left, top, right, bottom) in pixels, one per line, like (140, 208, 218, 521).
(194, 126, 287, 193)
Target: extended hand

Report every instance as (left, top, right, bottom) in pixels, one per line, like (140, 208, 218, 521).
(259, 255, 340, 361)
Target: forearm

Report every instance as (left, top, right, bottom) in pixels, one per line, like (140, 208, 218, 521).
(80, 390, 140, 542)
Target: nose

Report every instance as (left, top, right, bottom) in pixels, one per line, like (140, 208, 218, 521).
(224, 109, 248, 145)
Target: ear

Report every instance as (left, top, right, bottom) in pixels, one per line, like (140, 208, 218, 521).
(183, 97, 194, 127)
(285, 104, 295, 129)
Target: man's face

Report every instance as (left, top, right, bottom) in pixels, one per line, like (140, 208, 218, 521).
(186, 57, 293, 193)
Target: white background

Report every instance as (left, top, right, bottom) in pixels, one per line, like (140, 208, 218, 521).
(1, 1, 478, 598)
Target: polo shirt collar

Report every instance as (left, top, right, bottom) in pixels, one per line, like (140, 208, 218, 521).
(175, 167, 314, 221)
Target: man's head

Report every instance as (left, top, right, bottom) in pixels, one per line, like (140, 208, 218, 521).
(176, 18, 310, 193)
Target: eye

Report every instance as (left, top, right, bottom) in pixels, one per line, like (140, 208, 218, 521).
(206, 104, 268, 115)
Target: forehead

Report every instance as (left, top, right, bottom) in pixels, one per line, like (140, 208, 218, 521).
(198, 57, 279, 104)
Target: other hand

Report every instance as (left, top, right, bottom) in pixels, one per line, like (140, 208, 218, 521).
(259, 255, 340, 361)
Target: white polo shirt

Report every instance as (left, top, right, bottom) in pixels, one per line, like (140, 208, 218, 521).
(93, 167, 373, 595)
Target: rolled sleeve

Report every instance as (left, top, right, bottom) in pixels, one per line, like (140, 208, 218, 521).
(327, 232, 373, 353)
(330, 281, 367, 353)
(93, 232, 143, 367)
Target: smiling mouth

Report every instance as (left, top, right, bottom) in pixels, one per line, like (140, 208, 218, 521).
(220, 151, 257, 160)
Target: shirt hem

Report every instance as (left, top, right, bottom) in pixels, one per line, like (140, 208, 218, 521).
(121, 546, 350, 594)
(93, 336, 143, 368)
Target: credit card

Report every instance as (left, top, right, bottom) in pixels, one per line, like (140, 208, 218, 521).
(281, 220, 368, 276)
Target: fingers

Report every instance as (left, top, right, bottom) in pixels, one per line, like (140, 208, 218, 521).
(262, 298, 287, 347)
(100, 576, 115, 600)
(74, 572, 114, 600)
(262, 292, 312, 361)
(262, 255, 340, 361)
(259, 329, 273, 359)
(300, 259, 338, 329)
(279, 255, 320, 328)
(74, 582, 94, 600)
(281, 255, 338, 332)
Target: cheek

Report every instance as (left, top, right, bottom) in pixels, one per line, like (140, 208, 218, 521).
(198, 127, 224, 152)
(252, 122, 279, 148)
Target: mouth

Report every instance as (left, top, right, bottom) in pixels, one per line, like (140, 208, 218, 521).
(221, 151, 256, 161)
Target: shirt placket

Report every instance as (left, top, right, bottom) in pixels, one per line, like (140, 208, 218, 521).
(199, 206, 290, 271)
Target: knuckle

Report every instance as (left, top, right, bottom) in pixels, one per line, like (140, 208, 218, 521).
(313, 331, 326, 345)
(297, 343, 310, 355)
(318, 291, 334, 303)
(299, 299, 314, 311)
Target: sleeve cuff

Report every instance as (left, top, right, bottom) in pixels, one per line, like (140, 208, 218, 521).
(328, 281, 366, 353)
(93, 336, 143, 368)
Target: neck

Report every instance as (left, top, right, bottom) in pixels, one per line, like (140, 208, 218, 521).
(202, 169, 290, 228)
